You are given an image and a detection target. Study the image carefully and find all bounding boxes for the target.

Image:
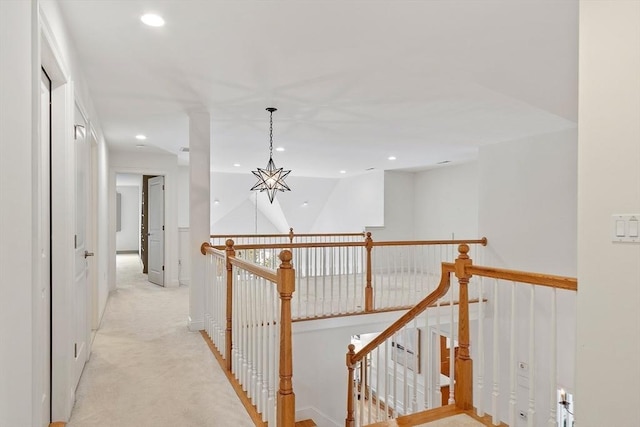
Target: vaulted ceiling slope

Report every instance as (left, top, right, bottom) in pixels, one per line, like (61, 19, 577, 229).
(58, 0, 578, 177)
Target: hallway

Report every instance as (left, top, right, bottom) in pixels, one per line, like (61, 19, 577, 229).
(67, 254, 254, 427)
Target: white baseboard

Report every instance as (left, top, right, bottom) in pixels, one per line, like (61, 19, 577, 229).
(296, 406, 340, 427)
(179, 278, 190, 286)
(188, 316, 204, 331)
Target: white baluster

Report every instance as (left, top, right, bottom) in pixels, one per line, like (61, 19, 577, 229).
(384, 340, 390, 420)
(248, 276, 255, 400)
(477, 277, 485, 417)
(376, 346, 381, 421)
(255, 280, 264, 416)
(424, 308, 431, 410)
(509, 281, 517, 427)
(548, 288, 557, 427)
(528, 285, 536, 427)
(435, 298, 442, 407)
(321, 247, 326, 316)
(448, 286, 455, 405)
(492, 279, 500, 425)
(403, 329, 409, 413)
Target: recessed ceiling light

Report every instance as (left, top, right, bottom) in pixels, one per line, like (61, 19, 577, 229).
(388, 156, 397, 161)
(136, 144, 145, 148)
(233, 163, 241, 167)
(275, 147, 285, 152)
(340, 170, 346, 174)
(213, 199, 220, 205)
(302, 201, 309, 206)
(141, 14, 165, 27)
(135, 134, 147, 140)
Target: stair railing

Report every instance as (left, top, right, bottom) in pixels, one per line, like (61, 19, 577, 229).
(209, 234, 486, 320)
(344, 244, 578, 427)
(201, 240, 296, 427)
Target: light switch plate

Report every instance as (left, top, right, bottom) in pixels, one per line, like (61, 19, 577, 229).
(612, 215, 640, 243)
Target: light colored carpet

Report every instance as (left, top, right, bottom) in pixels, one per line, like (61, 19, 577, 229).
(415, 413, 485, 426)
(68, 254, 254, 427)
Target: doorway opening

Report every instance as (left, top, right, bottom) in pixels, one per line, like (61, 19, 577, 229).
(116, 173, 165, 286)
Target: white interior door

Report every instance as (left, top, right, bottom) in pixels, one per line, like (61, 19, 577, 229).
(148, 176, 165, 286)
(38, 69, 52, 427)
(72, 104, 90, 388)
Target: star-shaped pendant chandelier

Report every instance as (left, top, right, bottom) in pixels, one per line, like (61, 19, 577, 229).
(250, 107, 291, 203)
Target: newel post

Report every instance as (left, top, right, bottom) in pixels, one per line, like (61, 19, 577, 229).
(277, 250, 296, 427)
(364, 232, 374, 312)
(454, 244, 473, 410)
(345, 344, 356, 427)
(224, 239, 235, 371)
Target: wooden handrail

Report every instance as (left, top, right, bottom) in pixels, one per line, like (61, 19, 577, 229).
(211, 237, 488, 251)
(467, 265, 577, 291)
(211, 233, 291, 239)
(228, 256, 279, 283)
(201, 241, 224, 257)
(348, 262, 455, 365)
(290, 232, 365, 238)
(371, 237, 488, 247)
(212, 241, 366, 250)
(211, 229, 365, 239)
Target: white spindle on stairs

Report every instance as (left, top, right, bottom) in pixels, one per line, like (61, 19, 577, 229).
(477, 277, 485, 417)
(492, 278, 500, 425)
(528, 285, 536, 427)
(548, 287, 558, 427)
(509, 281, 517, 427)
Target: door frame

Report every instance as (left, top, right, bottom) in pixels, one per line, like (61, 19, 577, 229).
(109, 168, 173, 291)
(40, 9, 84, 422)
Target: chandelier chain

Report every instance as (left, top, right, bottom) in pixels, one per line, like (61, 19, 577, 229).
(269, 109, 273, 159)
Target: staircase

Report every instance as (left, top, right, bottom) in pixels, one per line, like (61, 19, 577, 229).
(363, 405, 508, 426)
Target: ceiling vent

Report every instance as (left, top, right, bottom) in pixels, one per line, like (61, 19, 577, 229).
(179, 147, 190, 153)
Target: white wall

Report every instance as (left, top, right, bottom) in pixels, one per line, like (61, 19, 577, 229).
(478, 129, 577, 276)
(312, 171, 384, 232)
(576, 2, 640, 425)
(96, 138, 109, 327)
(0, 2, 35, 425)
(178, 165, 189, 227)
(210, 172, 339, 234)
(115, 185, 140, 252)
(413, 162, 479, 240)
(109, 150, 180, 288)
(366, 171, 415, 241)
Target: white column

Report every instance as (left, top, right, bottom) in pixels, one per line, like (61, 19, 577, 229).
(188, 111, 211, 331)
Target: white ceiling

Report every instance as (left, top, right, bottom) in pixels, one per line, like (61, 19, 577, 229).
(58, 0, 578, 178)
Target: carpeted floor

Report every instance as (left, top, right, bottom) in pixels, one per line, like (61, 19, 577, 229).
(67, 254, 254, 427)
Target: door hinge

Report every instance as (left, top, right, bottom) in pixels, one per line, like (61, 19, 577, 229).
(74, 343, 77, 358)
(74, 234, 77, 249)
(162, 184, 164, 190)
(162, 265, 165, 271)
(162, 225, 165, 231)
